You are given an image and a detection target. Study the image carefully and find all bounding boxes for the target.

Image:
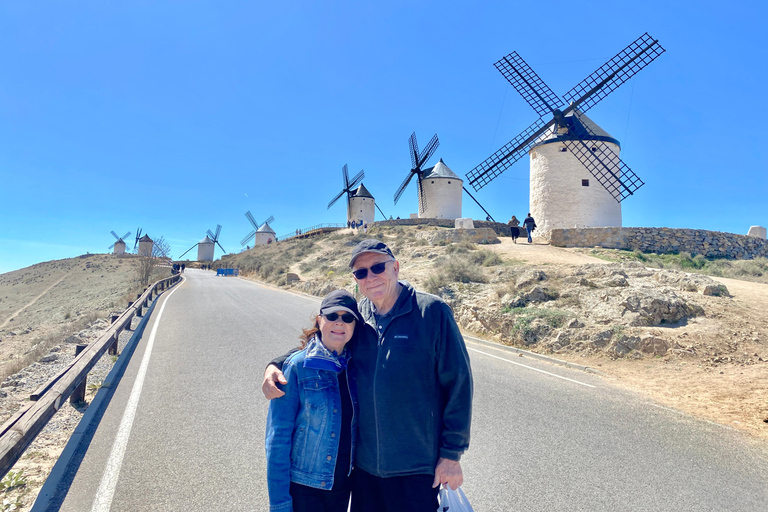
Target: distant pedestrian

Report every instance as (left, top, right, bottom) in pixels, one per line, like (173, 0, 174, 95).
(181, 263, 185, 273)
(508, 216, 520, 244)
(363, 223, 368, 234)
(523, 213, 537, 243)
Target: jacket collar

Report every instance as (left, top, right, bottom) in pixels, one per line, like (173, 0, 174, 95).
(303, 335, 350, 373)
(360, 280, 415, 327)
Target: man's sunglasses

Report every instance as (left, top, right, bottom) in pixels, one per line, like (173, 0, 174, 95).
(352, 260, 393, 280)
(324, 312, 356, 323)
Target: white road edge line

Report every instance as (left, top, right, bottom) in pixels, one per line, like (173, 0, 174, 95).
(467, 346, 596, 388)
(91, 277, 186, 512)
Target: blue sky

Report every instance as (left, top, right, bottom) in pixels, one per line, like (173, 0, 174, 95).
(1, 1, 766, 274)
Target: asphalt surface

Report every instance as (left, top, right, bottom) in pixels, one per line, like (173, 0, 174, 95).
(48, 269, 768, 511)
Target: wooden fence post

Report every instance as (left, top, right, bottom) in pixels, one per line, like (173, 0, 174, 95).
(108, 335, 118, 356)
(70, 345, 88, 404)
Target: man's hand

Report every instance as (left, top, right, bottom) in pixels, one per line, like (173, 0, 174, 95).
(432, 457, 463, 490)
(262, 364, 287, 399)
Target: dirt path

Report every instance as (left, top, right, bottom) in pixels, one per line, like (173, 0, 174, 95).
(489, 238, 610, 265)
(0, 275, 68, 330)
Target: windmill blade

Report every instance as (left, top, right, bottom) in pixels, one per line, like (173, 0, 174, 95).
(494, 51, 565, 117)
(342, 163, 350, 189)
(563, 33, 665, 115)
(375, 203, 387, 219)
(416, 174, 427, 215)
(110, 230, 120, 240)
(207, 229, 216, 240)
(214, 224, 221, 241)
(240, 230, 257, 246)
(348, 169, 364, 191)
(178, 243, 198, 259)
(263, 215, 274, 226)
(466, 116, 551, 191)
(245, 211, 259, 229)
(215, 241, 227, 254)
(417, 134, 439, 169)
(134, 228, 142, 249)
(328, 188, 347, 209)
(393, 171, 416, 205)
(408, 133, 419, 170)
(108, 242, 116, 250)
(563, 139, 644, 202)
(121, 231, 132, 241)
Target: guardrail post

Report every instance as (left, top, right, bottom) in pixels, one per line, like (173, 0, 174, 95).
(136, 304, 143, 317)
(70, 344, 88, 404)
(111, 315, 119, 324)
(127, 301, 133, 308)
(108, 335, 118, 356)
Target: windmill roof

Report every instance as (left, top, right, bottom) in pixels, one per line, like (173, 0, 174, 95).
(139, 234, 153, 242)
(200, 235, 214, 244)
(532, 110, 620, 149)
(422, 159, 462, 181)
(257, 223, 276, 234)
(352, 183, 374, 198)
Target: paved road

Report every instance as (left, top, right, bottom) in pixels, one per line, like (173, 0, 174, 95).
(49, 269, 768, 511)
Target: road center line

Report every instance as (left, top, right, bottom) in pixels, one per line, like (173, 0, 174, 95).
(91, 277, 185, 512)
(467, 346, 596, 388)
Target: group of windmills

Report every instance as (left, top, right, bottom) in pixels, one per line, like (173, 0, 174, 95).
(326, 33, 665, 233)
(108, 228, 153, 257)
(107, 33, 665, 262)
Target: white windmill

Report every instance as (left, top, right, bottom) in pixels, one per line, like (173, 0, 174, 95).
(108, 230, 132, 255)
(179, 224, 227, 261)
(241, 212, 276, 247)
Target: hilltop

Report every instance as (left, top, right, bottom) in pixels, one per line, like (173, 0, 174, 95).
(225, 225, 768, 440)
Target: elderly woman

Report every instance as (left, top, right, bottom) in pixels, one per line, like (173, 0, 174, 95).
(265, 290, 360, 512)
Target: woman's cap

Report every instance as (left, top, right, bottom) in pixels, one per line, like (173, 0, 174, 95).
(320, 289, 360, 321)
(349, 239, 395, 268)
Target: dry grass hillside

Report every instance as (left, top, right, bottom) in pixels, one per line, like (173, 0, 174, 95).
(224, 225, 768, 440)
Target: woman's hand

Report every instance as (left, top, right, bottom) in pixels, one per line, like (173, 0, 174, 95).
(262, 364, 287, 399)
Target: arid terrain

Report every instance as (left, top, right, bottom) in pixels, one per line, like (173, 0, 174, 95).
(1, 228, 767, 509)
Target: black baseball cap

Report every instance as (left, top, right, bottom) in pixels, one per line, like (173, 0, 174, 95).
(349, 239, 395, 268)
(319, 290, 360, 321)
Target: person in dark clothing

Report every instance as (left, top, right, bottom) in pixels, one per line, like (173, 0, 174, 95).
(508, 216, 521, 243)
(263, 240, 473, 512)
(523, 213, 537, 243)
(265, 290, 361, 512)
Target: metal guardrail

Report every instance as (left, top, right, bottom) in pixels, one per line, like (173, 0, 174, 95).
(278, 223, 346, 241)
(216, 268, 239, 276)
(0, 274, 182, 478)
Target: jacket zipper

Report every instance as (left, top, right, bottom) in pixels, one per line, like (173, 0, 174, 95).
(346, 368, 355, 477)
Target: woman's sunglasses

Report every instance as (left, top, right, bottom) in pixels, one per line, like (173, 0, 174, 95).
(352, 260, 393, 280)
(324, 312, 356, 323)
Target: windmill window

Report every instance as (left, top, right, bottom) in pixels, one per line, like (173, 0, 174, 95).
(448, 181, 451, 184)
(559, 147, 567, 152)
(431, 180, 435, 184)
(582, 179, 590, 186)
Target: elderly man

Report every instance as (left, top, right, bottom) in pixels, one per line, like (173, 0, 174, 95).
(263, 239, 473, 511)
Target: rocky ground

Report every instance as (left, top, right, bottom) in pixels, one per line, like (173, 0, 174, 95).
(1, 230, 767, 508)
(0, 254, 164, 510)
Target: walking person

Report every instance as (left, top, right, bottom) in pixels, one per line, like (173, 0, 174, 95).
(523, 213, 537, 243)
(265, 290, 361, 512)
(508, 215, 521, 244)
(263, 239, 473, 512)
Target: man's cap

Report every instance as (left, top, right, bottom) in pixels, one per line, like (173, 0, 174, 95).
(349, 239, 395, 268)
(319, 289, 360, 321)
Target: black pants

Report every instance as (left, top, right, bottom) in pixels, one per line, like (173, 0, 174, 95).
(290, 481, 351, 512)
(350, 468, 439, 512)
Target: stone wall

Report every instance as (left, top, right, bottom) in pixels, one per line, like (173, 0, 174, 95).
(415, 228, 500, 245)
(550, 227, 768, 260)
(373, 218, 512, 237)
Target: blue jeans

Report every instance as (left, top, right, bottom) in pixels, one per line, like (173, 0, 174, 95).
(526, 226, 533, 243)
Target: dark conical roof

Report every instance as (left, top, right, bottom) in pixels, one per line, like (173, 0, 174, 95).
(352, 183, 373, 199)
(422, 159, 462, 180)
(139, 234, 153, 242)
(532, 110, 620, 149)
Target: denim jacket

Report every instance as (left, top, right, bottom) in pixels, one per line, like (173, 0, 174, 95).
(265, 337, 358, 511)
